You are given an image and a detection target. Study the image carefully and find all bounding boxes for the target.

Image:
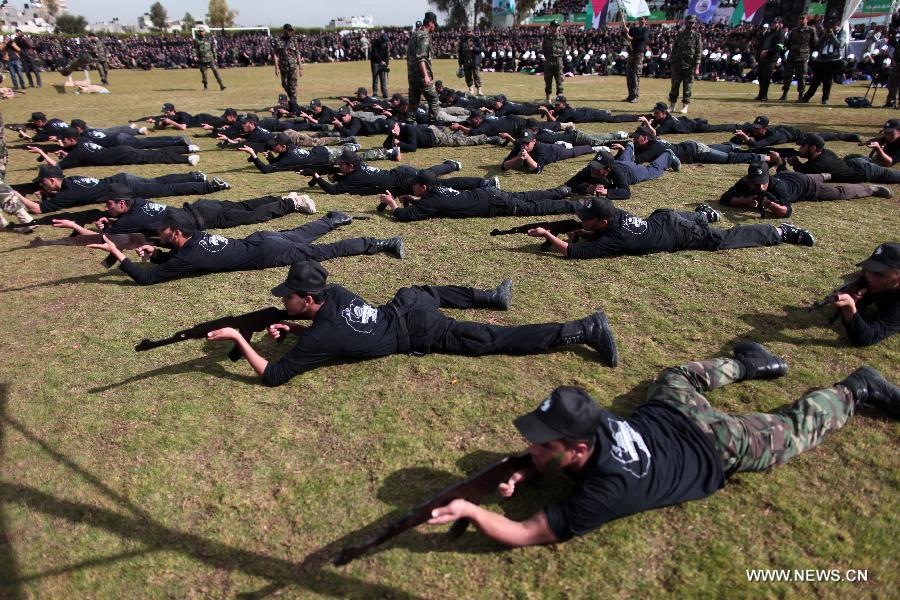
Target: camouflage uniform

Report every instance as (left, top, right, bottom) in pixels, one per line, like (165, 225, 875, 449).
(407, 29, 439, 120)
(668, 28, 703, 105)
(647, 358, 854, 476)
(194, 35, 225, 90)
(0, 111, 35, 231)
(87, 37, 109, 84)
(781, 25, 817, 99)
(273, 34, 302, 102)
(542, 30, 567, 97)
(883, 31, 900, 107)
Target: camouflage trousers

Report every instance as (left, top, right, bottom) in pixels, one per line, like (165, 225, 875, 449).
(647, 358, 854, 476)
(463, 64, 481, 89)
(281, 66, 298, 102)
(626, 54, 643, 99)
(0, 178, 34, 230)
(669, 67, 695, 104)
(283, 130, 349, 147)
(407, 75, 440, 120)
(544, 59, 564, 96)
(782, 59, 809, 97)
(322, 146, 394, 162)
(199, 62, 224, 89)
(428, 125, 495, 147)
(537, 128, 624, 147)
(96, 60, 109, 84)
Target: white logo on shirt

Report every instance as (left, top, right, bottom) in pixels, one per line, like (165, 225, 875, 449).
(539, 397, 552, 412)
(70, 177, 99, 187)
(198, 233, 229, 253)
(341, 298, 378, 333)
(141, 202, 167, 216)
(291, 148, 310, 158)
(363, 165, 381, 174)
(622, 215, 647, 235)
(608, 418, 651, 478)
(88, 130, 107, 139)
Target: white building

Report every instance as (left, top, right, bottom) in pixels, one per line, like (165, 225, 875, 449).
(328, 15, 375, 29)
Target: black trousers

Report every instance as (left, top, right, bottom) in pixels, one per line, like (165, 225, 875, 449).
(491, 188, 578, 217)
(264, 217, 386, 263)
(390, 285, 565, 355)
(117, 173, 210, 198)
(370, 62, 388, 97)
(114, 133, 188, 150)
(194, 196, 293, 228)
(802, 61, 842, 102)
(113, 147, 191, 165)
(757, 60, 776, 98)
(669, 212, 781, 250)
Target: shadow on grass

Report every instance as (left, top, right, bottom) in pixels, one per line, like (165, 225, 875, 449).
(88, 350, 258, 393)
(719, 304, 842, 352)
(0, 270, 132, 294)
(0, 385, 420, 599)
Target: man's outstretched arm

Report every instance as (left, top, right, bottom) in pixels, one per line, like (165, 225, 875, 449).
(428, 501, 558, 547)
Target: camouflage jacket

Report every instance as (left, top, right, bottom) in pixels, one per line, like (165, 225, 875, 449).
(194, 37, 217, 63)
(670, 29, 702, 69)
(87, 38, 108, 61)
(407, 30, 432, 77)
(542, 31, 566, 61)
(273, 35, 300, 67)
(787, 26, 817, 60)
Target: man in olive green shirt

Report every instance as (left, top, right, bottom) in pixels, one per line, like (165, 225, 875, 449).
(194, 28, 226, 91)
(542, 20, 566, 104)
(668, 15, 703, 114)
(407, 11, 440, 120)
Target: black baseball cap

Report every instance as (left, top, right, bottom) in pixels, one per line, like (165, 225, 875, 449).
(590, 151, 615, 169)
(162, 102, 175, 111)
(309, 99, 322, 107)
(549, 19, 560, 27)
(412, 170, 437, 187)
(752, 115, 769, 129)
(797, 133, 825, 148)
(746, 163, 770, 185)
(157, 208, 197, 234)
(278, 93, 288, 101)
(518, 129, 536, 144)
(271, 260, 329, 297)
(266, 133, 291, 149)
(652, 101, 668, 112)
(857, 242, 900, 273)
(883, 119, 900, 131)
(630, 126, 655, 139)
(223, 108, 238, 117)
(34, 164, 63, 182)
(423, 11, 438, 24)
(398, 97, 410, 107)
(577, 197, 615, 221)
(283, 23, 293, 31)
(29, 111, 46, 122)
(338, 148, 362, 166)
(435, 80, 444, 87)
(384, 118, 398, 130)
(513, 387, 603, 444)
(391, 92, 403, 101)
(338, 106, 352, 116)
(555, 94, 567, 104)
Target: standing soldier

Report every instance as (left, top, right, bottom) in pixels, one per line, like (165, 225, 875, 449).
(194, 28, 226, 91)
(272, 24, 304, 103)
(542, 19, 566, 104)
(882, 18, 900, 108)
(458, 30, 484, 96)
(370, 31, 390, 99)
(407, 11, 440, 121)
(780, 14, 817, 102)
(14, 29, 41, 88)
(755, 18, 786, 101)
(667, 15, 702, 114)
(86, 32, 109, 85)
(624, 16, 649, 103)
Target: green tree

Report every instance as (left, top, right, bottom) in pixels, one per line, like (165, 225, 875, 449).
(54, 13, 88, 35)
(427, 0, 495, 29)
(149, 2, 168, 31)
(207, 0, 237, 28)
(181, 12, 195, 34)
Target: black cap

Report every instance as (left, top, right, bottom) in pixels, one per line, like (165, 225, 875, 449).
(384, 118, 398, 130)
(338, 106, 352, 116)
(798, 133, 825, 148)
(630, 126, 655, 139)
(423, 11, 438, 25)
(746, 163, 770, 185)
(338, 148, 362, 166)
(266, 133, 291, 149)
(158, 208, 197, 234)
(685, 14, 698, 22)
(29, 111, 46, 122)
(590, 151, 615, 169)
(271, 260, 329, 297)
(555, 94, 567, 104)
(576, 197, 615, 221)
(653, 101, 669, 112)
(752, 115, 769, 129)
(239, 113, 259, 124)
(549, 19, 560, 26)
(468, 109, 483, 121)
(518, 129, 535, 144)
(60, 127, 79, 139)
(223, 107, 238, 117)
(34, 164, 63, 182)
(496, 93, 507, 102)
(435, 80, 444, 87)
(412, 170, 437, 188)
(398, 97, 410, 107)
(70, 118, 87, 130)
(309, 99, 322, 107)
(278, 93, 287, 101)
(513, 387, 603, 444)
(883, 118, 900, 131)
(857, 242, 900, 273)
(283, 23, 293, 31)
(162, 102, 175, 111)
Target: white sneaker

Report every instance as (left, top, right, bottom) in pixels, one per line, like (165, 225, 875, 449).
(138, 126, 148, 135)
(187, 144, 200, 152)
(679, 104, 689, 114)
(592, 145, 610, 153)
(285, 192, 317, 214)
(492, 175, 500, 189)
(554, 141, 573, 149)
(188, 155, 200, 166)
(615, 131, 628, 140)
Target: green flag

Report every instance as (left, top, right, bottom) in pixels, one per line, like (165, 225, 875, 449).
(730, 0, 744, 25)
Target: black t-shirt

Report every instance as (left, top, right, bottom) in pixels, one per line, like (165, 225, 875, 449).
(336, 116, 385, 138)
(470, 115, 523, 137)
(733, 125, 803, 149)
(629, 26, 649, 53)
(32, 118, 70, 142)
(718, 172, 813, 212)
(262, 284, 399, 387)
(793, 149, 861, 182)
(634, 140, 701, 163)
(251, 145, 333, 173)
(565, 164, 633, 200)
(567, 208, 701, 259)
(107, 198, 169, 234)
(56, 141, 146, 169)
(39, 174, 111, 212)
(393, 185, 491, 221)
(555, 107, 614, 123)
(875, 136, 900, 165)
(843, 290, 900, 347)
(383, 123, 436, 152)
(495, 101, 542, 117)
(502, 141, 574, 174)
(544, 402, 725, 540)
(317, 164, 415, 195)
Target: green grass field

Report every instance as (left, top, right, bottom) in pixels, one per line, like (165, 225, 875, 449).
(0, 61, 897, 598)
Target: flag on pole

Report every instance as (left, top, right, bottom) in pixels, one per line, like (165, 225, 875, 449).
(686, 0, 721, 23)
(731, 0, 768, 24)
(585, 0, 611, 29)
(618, 0, 651, 18)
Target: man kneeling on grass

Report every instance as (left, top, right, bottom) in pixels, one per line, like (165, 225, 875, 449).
(426, 343, 898, 546)
(205, 260, 618, 387)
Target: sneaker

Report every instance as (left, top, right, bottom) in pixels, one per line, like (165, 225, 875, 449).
(286, 191, 316, 214)
(667, 102, 675, 112)
(190, 171, 207, 182)
(869, 185, 892, 199)
(188, 155, 200, 166)
(778, 223, 815, 246)
(592, 145, 610, 153)
(695, 203, 720, 223)
(491, 175, 500, 189)
(615, 131, 629, 140)
(665, 148, 681, 172)
(555, 141, 573, 149)
(555, 185, 572, 197)
(138, 126, 148, 135)
(444, 159, 463, 171)
(208, 176, 231, 191)
(187, 144, 200, 153)
(344, 143, 361, 152)
(486, 136, 504, 145)
(387, 147, 400, 160)
(325, 211, 353, 227)
(628, 97, 639, 103)
(679, 104, 689, 114)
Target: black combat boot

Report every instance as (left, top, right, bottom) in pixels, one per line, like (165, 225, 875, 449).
(838, 366, 900, 418)
(733, 341, 788, 380)
(559, 310, 618, 367)
(324, 211, 353, 228)
(472, 279, 512, 310)
(371, 237, 404, 259)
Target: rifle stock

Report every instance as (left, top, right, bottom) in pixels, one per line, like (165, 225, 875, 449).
(331, 453, 533, 566)
(134, 306, 290, 361)
(29, 233, 151, 268)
